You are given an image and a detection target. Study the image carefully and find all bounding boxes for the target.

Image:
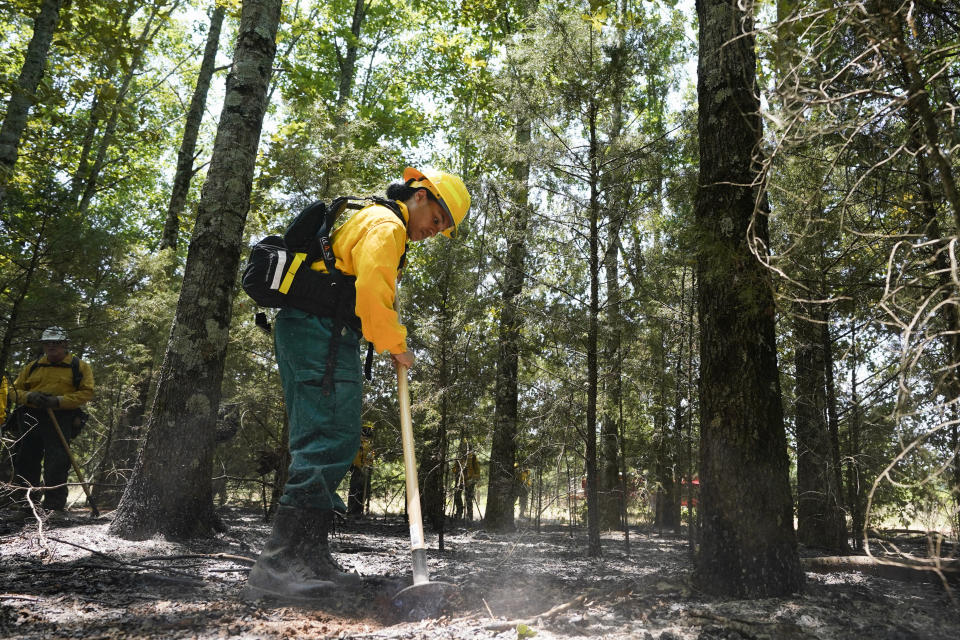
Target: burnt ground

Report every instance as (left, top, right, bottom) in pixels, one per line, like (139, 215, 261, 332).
(1, 506, 958, 639)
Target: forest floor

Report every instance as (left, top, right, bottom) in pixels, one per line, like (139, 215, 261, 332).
(0, 506, 958, 640)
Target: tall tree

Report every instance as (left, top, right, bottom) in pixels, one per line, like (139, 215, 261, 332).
(794, 306, 849, 552)
(485, 134, 531, 531)
(693, 0, 803, 596)
(160, 2, 226, 251)
(485, 0, 537, 533)
(0, 0, 64, 208)
(110, 0, 282, 539)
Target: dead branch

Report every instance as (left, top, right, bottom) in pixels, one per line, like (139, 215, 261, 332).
(483, 594, 588, 631)
(46, 536, 208, 582)
(135, 552, 256, 566)
(687, 610, 816, 639)
(802, 555, 960, 584)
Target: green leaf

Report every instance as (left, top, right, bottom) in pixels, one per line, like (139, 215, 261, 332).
(516, 623, 537, 639)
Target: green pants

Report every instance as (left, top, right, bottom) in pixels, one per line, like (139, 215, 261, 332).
(274, 308, 362, 512)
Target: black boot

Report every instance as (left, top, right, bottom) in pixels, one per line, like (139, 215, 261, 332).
(304, 510, 362, 582)
(243, 505, 359, 603)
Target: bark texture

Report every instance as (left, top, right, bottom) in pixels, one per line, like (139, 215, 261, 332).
(484, 0, 537, 533)
(693, 0, 804, 597)
(109, 0, 281, 540)
(0, 0, 64, 207)
(485, 117, 531, 532)
(794, 309, 849, 552)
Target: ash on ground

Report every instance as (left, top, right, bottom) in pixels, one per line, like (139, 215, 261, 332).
(1, 507, 957, 639)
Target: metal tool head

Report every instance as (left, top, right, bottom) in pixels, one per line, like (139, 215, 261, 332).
(390, 580, 460, 621)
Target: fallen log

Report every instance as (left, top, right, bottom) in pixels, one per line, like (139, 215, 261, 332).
(802, 555, 960, 584)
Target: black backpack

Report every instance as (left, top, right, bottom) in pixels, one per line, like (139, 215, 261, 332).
(242, 196, 406, 386)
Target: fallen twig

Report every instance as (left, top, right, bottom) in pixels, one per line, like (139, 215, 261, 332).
(802, 555, 960, 583)
(136, 552, 256, 566)
(46, 537, 206, 582)
(482, 597, 495, 619)
(687, 610, 816, 639)
(483, 594, 587, 631)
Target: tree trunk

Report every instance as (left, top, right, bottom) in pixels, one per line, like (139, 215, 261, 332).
(873, 2, 960, 227)
(109, 0, 282, 540)
(585, 95, 602, 556)
(67, 2, 136, 202)
(685, 270, 698, 551)
(76, 3, 171, 216)
(847, 322, 866, 549)
(160, 3, 226, 251)
(0, 214, 49, 370)
(821, 305, 844, 508)
(423, 269, 452, 536)
(654, 328, 680, 531)
(599, 33, 630, 532)
(485, 117, 531, 532)
(483, 0, 537, 533)
(693, 0, 804, 597)
(335, 0, 367, 113)
(0, 0, 64, 208)
(794, 307, 849, 552)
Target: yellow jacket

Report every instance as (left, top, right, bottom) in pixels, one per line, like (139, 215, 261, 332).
(308, 201, 409, 354)
(352, 438, 374, 468)
(12, 354, 95, 410)
(462, 453, 481, 483)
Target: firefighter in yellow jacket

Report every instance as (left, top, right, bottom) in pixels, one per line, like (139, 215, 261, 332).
(6, 327, 94, 510)
(245, 167, 470, 603)
(347, 423, 374, 516)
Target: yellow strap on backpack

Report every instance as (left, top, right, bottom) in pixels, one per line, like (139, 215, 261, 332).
(278, 252, 306, 294)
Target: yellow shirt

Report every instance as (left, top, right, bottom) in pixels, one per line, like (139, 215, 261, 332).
(465, 453, 481, 482)
(308, 201, 409, 354)
(352, 438, 374, 468)
(12, 354, 95, 410)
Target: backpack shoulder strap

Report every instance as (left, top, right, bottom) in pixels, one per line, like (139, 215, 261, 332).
(315, 196, 408, 273)
(71, 356, 82, 390)
(26, 357, 81, 390)
(370, 196, 406, 226)
(312, 196, 364, 273)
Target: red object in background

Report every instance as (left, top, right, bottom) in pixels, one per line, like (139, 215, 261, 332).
(680, 477, 700, 508)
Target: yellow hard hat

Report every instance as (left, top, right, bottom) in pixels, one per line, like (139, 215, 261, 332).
(403, 167, 470, 238)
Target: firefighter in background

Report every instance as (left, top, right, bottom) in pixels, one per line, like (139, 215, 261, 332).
(453, 448, 482, 521)
(347, 423, 374, 516)
(464, 450, 481, 520)
(1, 373, 12, 484)
(5, 327, 94, 511)
(516, 465, 531, 520)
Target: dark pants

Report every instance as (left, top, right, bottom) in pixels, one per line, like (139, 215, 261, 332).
(465, 481, 476, 521)
(347, 465, 368, 515)
(10, 408, 75, 510)
(274, 308, 362, 512)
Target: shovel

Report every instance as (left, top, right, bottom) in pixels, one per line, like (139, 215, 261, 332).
(47, 408, 100, 518)
(390, 363, 458, 619)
